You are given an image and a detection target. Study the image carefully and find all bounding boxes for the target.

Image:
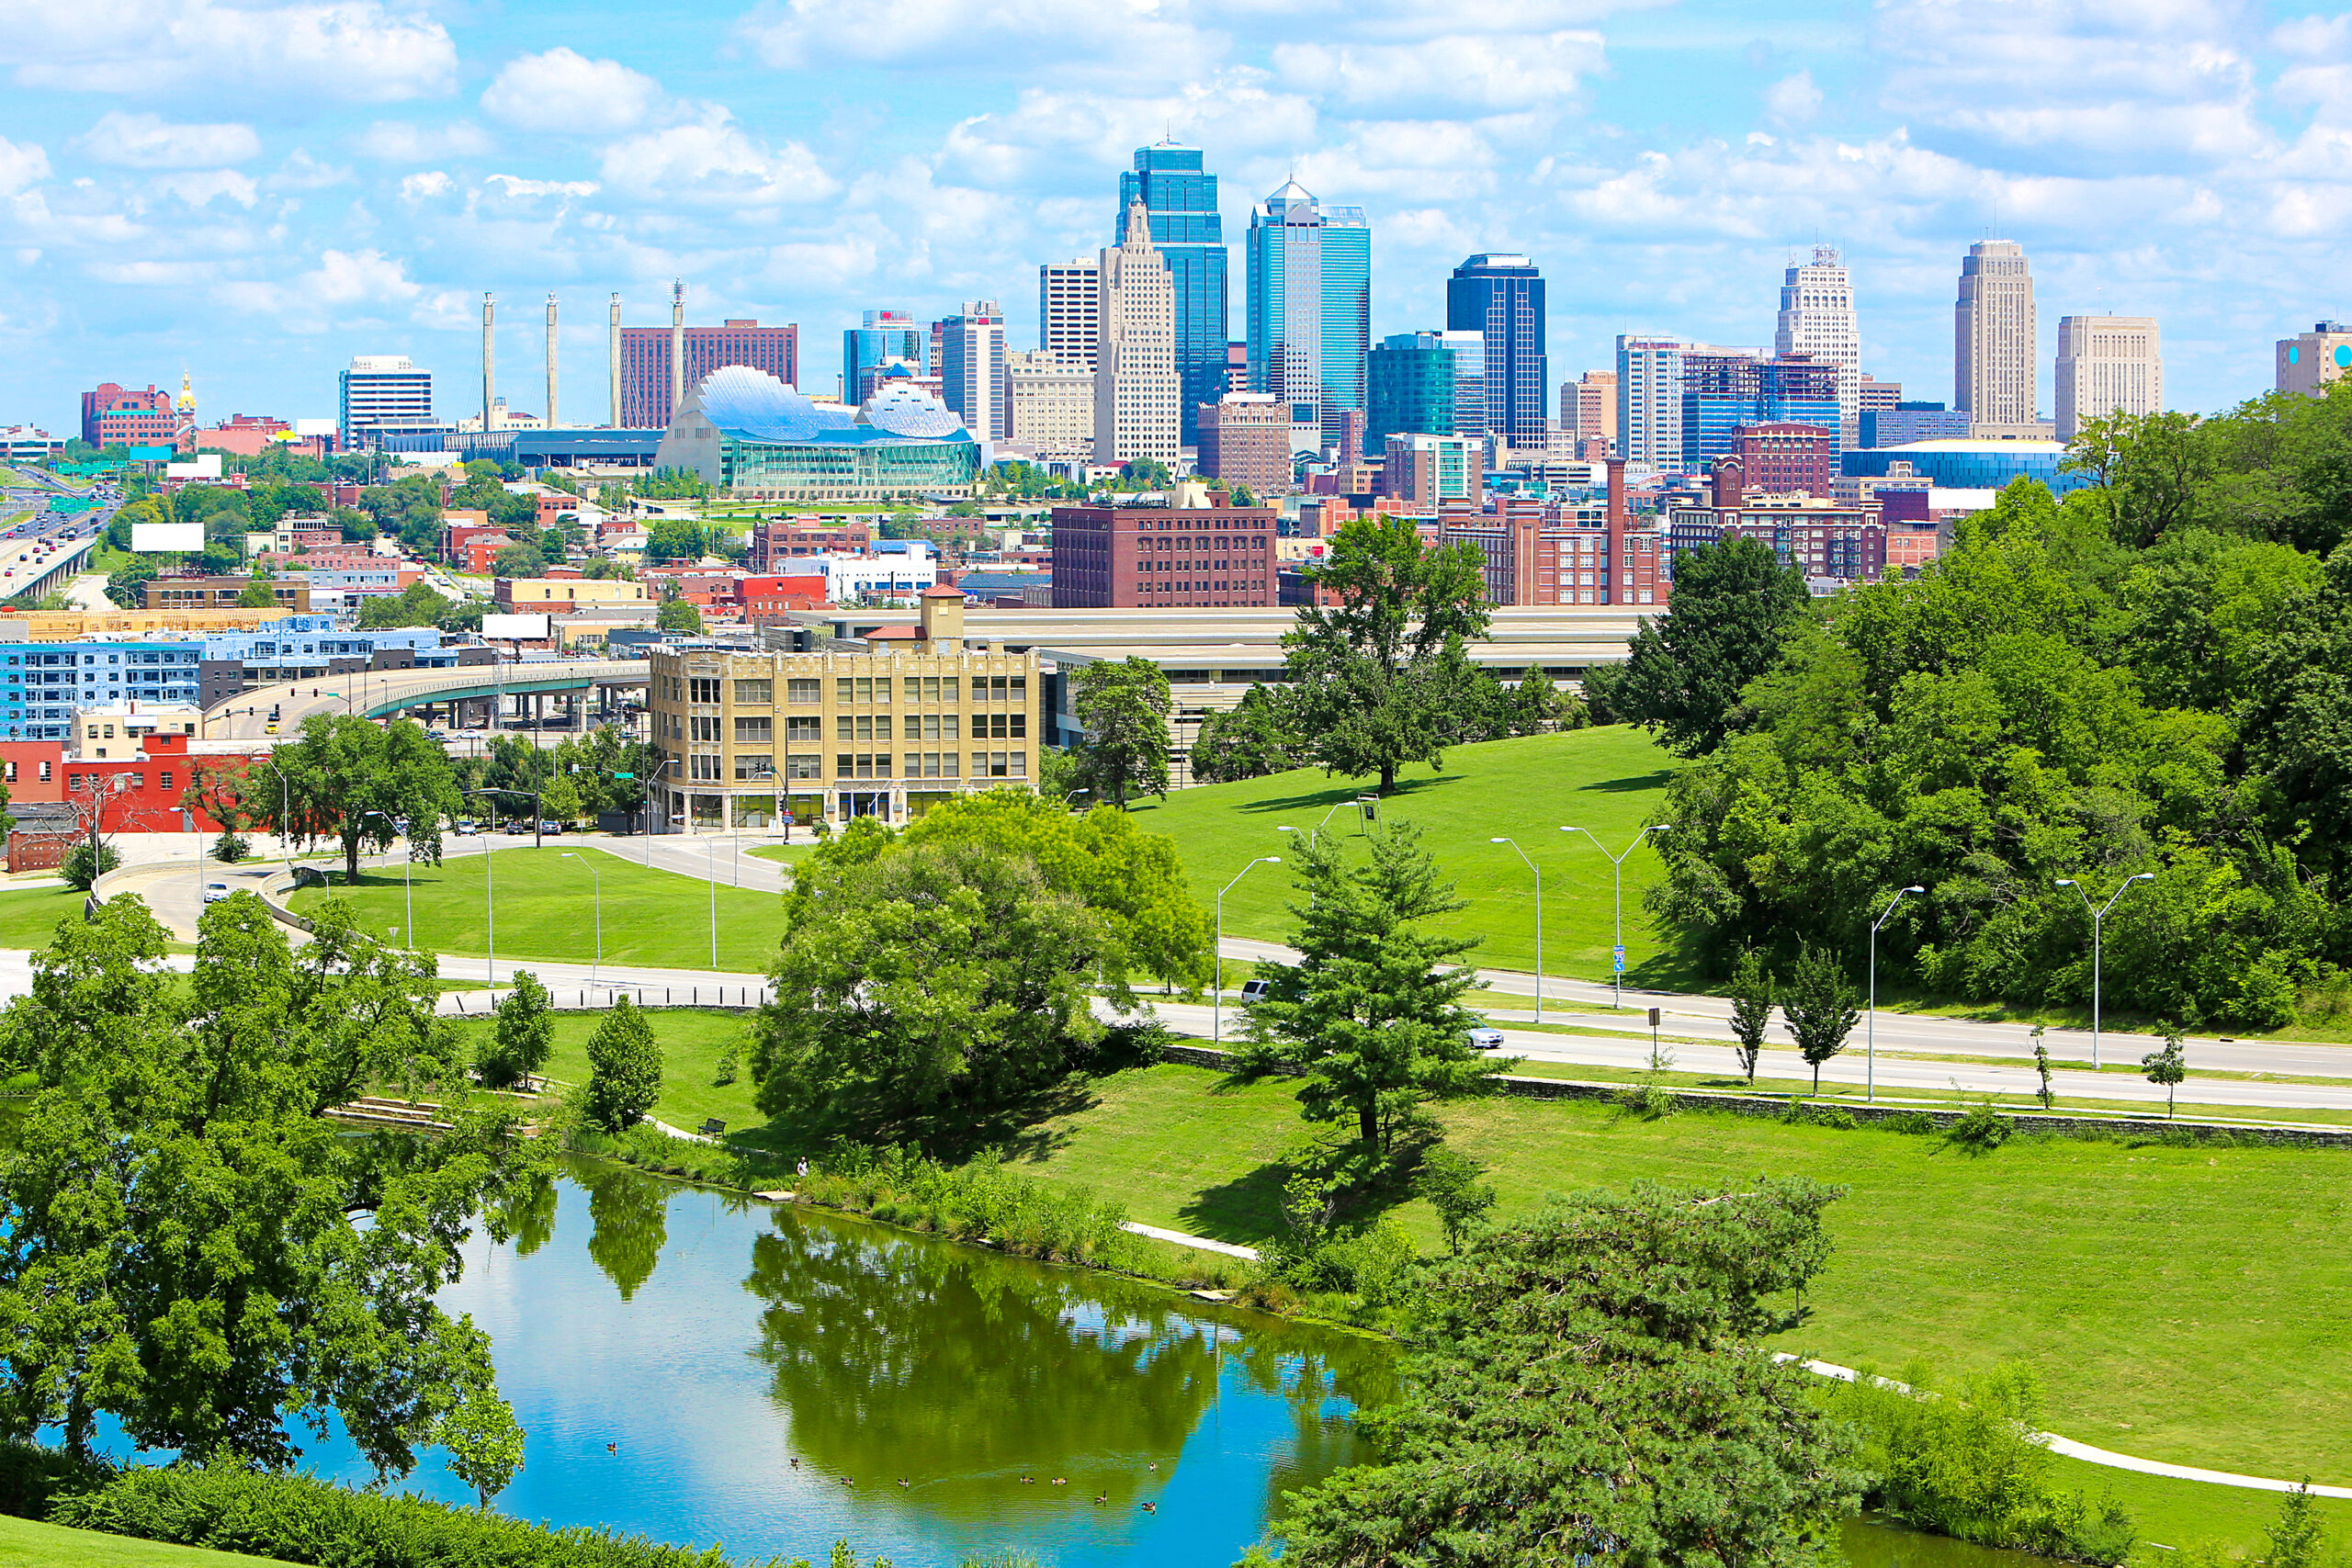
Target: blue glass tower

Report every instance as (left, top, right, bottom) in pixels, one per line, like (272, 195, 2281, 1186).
(1245, 180, 1370, 446)
(1119, 142, 1228, 447)
(1446, 254, 1546, 446)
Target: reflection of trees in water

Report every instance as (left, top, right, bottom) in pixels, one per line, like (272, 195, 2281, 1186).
(1216, 1323, 1395, 1523)
(496, 1172, 559, 1258)
(585, 1164, 670, 1301)
(744, 1211, 1228, 1509)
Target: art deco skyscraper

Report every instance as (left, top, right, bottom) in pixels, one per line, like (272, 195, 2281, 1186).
(1956, 240, 2038, 427)
(1245, 179, 1371, 447)
(1774, 245, 1859, 449)
(1093, 199, 1180, 465)
(1119, 142, 1227, 447)
(2055, 315, 2162, 439)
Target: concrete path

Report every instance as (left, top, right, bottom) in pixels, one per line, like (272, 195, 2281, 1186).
(1121, 1221, 1260, 1260)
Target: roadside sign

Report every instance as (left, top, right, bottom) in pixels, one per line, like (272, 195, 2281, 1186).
(1612, 945, 1626, 974)
(1648, 1008, 1661, 1027)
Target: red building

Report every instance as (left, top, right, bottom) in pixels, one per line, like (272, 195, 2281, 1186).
(742, 574, 830, 621)
(749, 517, 871, 571)
(1728, 423, 1836, 498)
(1049, 498, 1279, 608)
(62, 734, 258, 834)
(619, 320, 798, 430)
(81, 383, 179, 447)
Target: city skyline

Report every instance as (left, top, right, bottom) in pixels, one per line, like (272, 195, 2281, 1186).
(3, 0, 2346, 432)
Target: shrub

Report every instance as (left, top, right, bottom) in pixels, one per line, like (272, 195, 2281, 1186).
(1883, 1111, 1939, 1135)
(1945, 1100, 2013, 1150)
(797, 1144, 1136, 1267)
(211, 831, 252, 863)
(60, 840, 120, 891)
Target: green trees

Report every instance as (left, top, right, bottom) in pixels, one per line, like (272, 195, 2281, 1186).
(1781, 942, 1860, 1094)
(1253, 1179, 1857, 1568)
(656, 597, 704, 633)
(1069, 655, 1171, 807)
(356, 580, 455, 630)
(1188, 683, 1301, 784)
(480, 971, 552, 1091)
(0, 895, 537, 1471)
(643, 516, 709, 562)
(584, 996, 662, 1132)
(1617, 534, 1811, 756)
(105, 559, 156, 608)
(266, 714, 458, 881)
(1727, 946, 1775, 1083)
(1240, 824, 1499, 1153)
(752, 841, 1115, 1136)
(489, 543, 545, 579)
(2141, 1028, 2186, 1119)
(237, 571, 279, 607)
(1283, 514, 1492, 794)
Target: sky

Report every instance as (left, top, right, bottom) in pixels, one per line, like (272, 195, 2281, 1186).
(3, 0, 2348, 437)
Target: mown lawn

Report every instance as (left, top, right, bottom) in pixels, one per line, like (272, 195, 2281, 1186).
(453, 1007, 771, 1140)
(0, 886, 89, 951)
(0, 1516, 296, 1568)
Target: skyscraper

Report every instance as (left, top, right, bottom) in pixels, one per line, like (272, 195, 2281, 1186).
(619, 314, 798, 429)
(1094, 200, 1180, 466)
(1956, 241, 2038, 427)
(336, 357, 433, 447)
(1446, 254, 1546, 446)
(1774, 245, 1859, 448)
(2055, 316, 2162, 439)
(1366, 333, 1457, 444)
(1119, 141, 1227, 447)
(939, 301, 1008, 444)
(1039, 261, 1099, 366)
(1245, 180, 1371, 447)
(2277, 321, 2352, 397)
(843, 310, 925, 400)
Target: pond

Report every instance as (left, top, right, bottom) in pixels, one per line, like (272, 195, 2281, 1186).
(309, 1159, 1391, 1567)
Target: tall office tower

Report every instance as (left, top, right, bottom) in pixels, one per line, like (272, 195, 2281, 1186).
(1366, 333, 1457, 443)
(1956, 240, 2038, 426)
(2278, 320, 2352, 397)
(1246, 179, 1371, 446)
(1774, 244, 1859, 448)
(2055, 316, 2162, 439)
(844, 310, 925, 400)
(1679, 352, 1842, 467)
(1446, 254, 1546, 446)
(336, 356, 434, 447)
(1093, 200, 1180, 466)
(940, 301, 1009, 444)
(1119, 141, 1227, 447)
(1039, 261, 1100, 366)
(618, 313, 798, 428)
(1570, 370, 1618, 456)
(1616, 334, 1701, 469)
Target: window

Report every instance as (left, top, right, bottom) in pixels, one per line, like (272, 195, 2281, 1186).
(734, 679, 772, 705)
(688, 676, 720, 704)
(786, 716, 821, 742)
(836, 677, 854, 705)
(734, 716, 772, 742)
(787, 678, 820, 704)
(690, 716, 721, 741)
(160, 772, 174, 790)
(734, 755, 775, 781)
(689, 754, 721, 781)
(786, 754, 821, 780)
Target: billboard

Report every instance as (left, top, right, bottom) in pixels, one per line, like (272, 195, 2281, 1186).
(131, 522, 206, 553)
(481, 613, 549, 641)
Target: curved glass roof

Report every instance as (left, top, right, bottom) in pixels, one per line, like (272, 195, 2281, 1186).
(695, 365, 972, 447)
(862, 384, 963, 438)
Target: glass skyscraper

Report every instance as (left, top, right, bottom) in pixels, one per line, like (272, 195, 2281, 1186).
(1245, 180, 1371, 447)
(1366, 333, 1457, 443)
(1119, 142, 1227, 447)
(842, 310, 924, 403)
(1445, 254, 1546, 446)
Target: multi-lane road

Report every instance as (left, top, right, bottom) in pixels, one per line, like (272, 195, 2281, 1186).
(0, 474, 110, 599)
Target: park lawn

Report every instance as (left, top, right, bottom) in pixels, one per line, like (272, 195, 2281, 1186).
(0, 886, 92, 950)
(1124, 727, 1694, 990)
(453, 1007, 771, 1137)
(0, 1516, 297, 1568)
(288, 847, 789, 972)
(1006, 1061, 2352, 1486)
(2043, 1460, 2352, 1555)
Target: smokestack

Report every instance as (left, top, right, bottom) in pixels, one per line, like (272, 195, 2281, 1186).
(607, 292, 622, 428)
(545, 293, 559, 430)
(481, 292, 496, 433)
(669, 278, 685, 424)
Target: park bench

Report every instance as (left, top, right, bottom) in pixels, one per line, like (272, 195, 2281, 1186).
(699, 1118, 726, 1138)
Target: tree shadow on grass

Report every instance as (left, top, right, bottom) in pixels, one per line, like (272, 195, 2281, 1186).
(1573, 767, 1678, 795)
(1177, 1163, 1289, 1244)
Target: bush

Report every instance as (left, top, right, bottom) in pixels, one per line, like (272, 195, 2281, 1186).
(60, 840, 120, 891)
(1883, 1111, 1939, 1135)
(211, 831, 252, 863)
(1946, 1100, 2013, 1150)
(797, 1144, 1136, 1268)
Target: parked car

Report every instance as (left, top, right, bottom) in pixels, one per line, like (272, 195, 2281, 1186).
(1468, 1027, 1506, 1050)
(537, 819, 566, 836)
(503, 820, 532, 835)
(202, 882, 232, 905)
(454, 819, 481, 835)
(1238, 978, 1272, 1002)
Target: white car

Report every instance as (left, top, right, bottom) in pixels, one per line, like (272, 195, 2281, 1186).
(1468, 1027, 1506, 1050)
(203, 883, 232, 905)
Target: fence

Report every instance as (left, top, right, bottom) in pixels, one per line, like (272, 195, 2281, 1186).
(439, 985, 773, 1015)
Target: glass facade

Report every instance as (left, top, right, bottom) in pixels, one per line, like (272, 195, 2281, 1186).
(1446, 255, 1547, 446)
(1679, 354, 1842, 466)
(1366, 336, 1455, 443)
(1118, 145, 1228, 447)
(842, 310, 924, 399)
(718, 433, 979, 501)
(1245, 183, 1371, 446)
(1838, 441, 2083, 494)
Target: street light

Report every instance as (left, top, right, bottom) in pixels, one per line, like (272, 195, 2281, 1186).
(458, 786, 539, 985)
(706, 836, 718, 970)
(1561, 823, 1673, 1008)
(1215, 856, 1281, 1045)
(361, 810, 412, 950)
(1490, 837, 1544, 1021)
(561, 852, 602, 982)
(2056, 874, 2154, 1069)
(1868, 886, 1927, 1102)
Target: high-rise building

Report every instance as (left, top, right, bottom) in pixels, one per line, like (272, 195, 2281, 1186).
(2055, 316, 2162, 439)
(1860, 402, 1971, 448)
(1366, 333, 1456, 443)
(1619, 335, 1760, 471)
(940, 301, 1008, 445)
(336, 357, 434, 448)
(1729, 423, 1837, 498)
(1775, 245, 1860, 449)
(1039, 261, 1099, 367)
(1859, 375, 1902, 412)
(1196, 393, 1290, 497)
(1956, 240, 2037, 427)
(1002, 351, 1094, 460)
(1563, 370, 1617, 457)
(844, 310, 925, 400)
(81, 383, 179, 448)
(1246, 180, 1371, 447)
(2277, 321, 2352, 397)
(1383, 434, 1482, 505)
(1119, 142, 1228, 447)
(1447, 254, 1546, 446)
(619, 317, 798, 429)
(1680, 353, 1841, 467)
(1094, 201, 1180, 467)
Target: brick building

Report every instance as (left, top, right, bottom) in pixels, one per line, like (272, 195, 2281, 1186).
(1194, 394, 1289, 498)
(1049, 494, 1278, 608)
(1667, 496, 1889, 584)
(144, 576, 313, 613)
(749, 518, 873, 572)
(1439, 492, 1667, 608)
(81, 383, 179, 447)
(1728, 422, 1836, 498)
(742, 574, 831, 622)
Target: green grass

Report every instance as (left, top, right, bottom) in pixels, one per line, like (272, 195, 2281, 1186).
(0, 1516, 295, 1567)
(1126, 728, 1693, 989)
(459, 1007, 767, 1136)
(2043, 1460, 2352, 1556)
(288, 847, 787, 972)
(0, 886, 92, 950)
(1002, 1060, 2352, 1487)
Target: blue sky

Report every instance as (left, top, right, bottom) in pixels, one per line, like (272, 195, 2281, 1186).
(3, 0, 2346, 435)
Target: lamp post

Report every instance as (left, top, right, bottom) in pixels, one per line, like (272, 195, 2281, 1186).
(1489, 836, 1543, 1021)
(1561, 823, 1672, 1008)
(1215, 856, 1281, 1044)
(2055, 874, 2154, 1069)
(1868, 886, 1926, 1103)
(362, 810, 412, 950)
(458, 786, 541, 985)
(561, 852, 602, 983)
(706, 836, 718, 970)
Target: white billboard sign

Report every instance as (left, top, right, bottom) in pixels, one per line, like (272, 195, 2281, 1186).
(131, 522, 206, 553)
(481, 613, 550, 640)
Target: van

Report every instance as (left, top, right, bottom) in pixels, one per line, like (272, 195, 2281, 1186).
(1238, 978, 1272, 1002)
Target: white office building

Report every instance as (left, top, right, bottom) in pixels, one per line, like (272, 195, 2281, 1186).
(2055, 316, 2162, 439)
(338, 355, 434, 447)
(1003, 350, 1095, 460)
(1775, 245, 1860, 450)
(1039, 260, 1100, 368)
(1956, 241, 2038, 428)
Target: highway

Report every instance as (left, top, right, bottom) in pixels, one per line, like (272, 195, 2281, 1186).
(205, 656, 651, 740)
(0, 475, 109, 600)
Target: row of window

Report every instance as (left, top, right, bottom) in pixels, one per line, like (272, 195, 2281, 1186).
(686, 752, 1031, 783)
(664, 708, 1026, 743)
(661, 673, 1029, 707)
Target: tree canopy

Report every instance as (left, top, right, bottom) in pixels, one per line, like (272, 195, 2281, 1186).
(1069, 656, 1171, 807)
(265, 714, 459, 880)
(1616, 534, 1812, 757)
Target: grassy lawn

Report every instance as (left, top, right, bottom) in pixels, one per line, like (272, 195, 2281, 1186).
(0, 1516, 295, 1567)
(1125, 728, 1693, 989)
(1003, 1060, 2352, 1485)
(288, 847, 787, 972)
(0, 886, 91, 950)
(454, 1007, 769, 1137)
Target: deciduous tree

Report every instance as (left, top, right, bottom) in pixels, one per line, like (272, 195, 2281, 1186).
(584, 995, 662, 1132)
(1727, 945, 1774, 1083)
(1070, 656, 1171, 807)
(266, 714, 458, 881)
(1616, 534, 1810, 757)
(2141, 1028, 2186, 1119)
(1781, 941, 1860, 1095)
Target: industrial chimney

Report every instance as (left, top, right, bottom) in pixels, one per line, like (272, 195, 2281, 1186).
(607, 293, 622, 428)
(668, 279, 685, 423)
(545, 293, 560, 431)
(481, 291, 496, 433)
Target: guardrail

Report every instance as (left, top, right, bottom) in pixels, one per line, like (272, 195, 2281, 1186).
(439, 985, 772, 1014)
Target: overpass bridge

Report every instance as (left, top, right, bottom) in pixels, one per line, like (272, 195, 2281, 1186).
(204, 657, 651, 741)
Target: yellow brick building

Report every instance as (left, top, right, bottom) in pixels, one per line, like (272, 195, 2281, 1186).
(647, 588, 1036, 828)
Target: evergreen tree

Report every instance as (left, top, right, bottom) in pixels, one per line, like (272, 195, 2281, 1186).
(585, 996, 662, 1132)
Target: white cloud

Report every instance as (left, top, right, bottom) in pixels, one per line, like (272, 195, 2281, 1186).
(1270, 32, 1604, 114)
(736, 0, 1214, 75)
(355, 121, 492, 161)
(216, 245, 423, 326)
(75, 111, 260, 169)
(481, 48, 662, 135)
(483, 175, 601, 200)
(0, 138, 51, 197)
(7, 0, 456, 105)
(1764, 70, 1824, 127)
(89, 259, 218, 286)
(940, 78, 1319, 189)
(398, 170, 453, 203)
(153, 169, 259, 208)
(266, 150, 349, 190)
(598, 110, 835, 208)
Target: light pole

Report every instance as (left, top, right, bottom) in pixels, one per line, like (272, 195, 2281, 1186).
(362, 810, 412, 950)
(259, 758, 294, 886)
(1868, 886, 1926, 1102)
(1562, 823, 1672, 1008)
(1489, 836, 1544, 1021)
(648, 757, 682, 867)
(561, 852, 602, 983)
(458, 786, 539, 986)
(706, 836, 718, 970)
(2056, 874, 2154, 1069)
(1215, 855, 1281, 1044)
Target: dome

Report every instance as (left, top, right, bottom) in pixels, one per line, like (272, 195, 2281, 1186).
(692, 365, 854, 442)
(860, 384, 965, 439)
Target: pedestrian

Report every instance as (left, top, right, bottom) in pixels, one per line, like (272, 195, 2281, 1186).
(796, 1156, 808, 1179)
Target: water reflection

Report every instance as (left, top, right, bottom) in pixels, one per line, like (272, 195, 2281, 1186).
(584, 1162, 668, 1300)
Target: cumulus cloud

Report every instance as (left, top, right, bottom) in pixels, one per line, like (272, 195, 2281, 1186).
(216, 246, 424, 326)
(481, 48, 663, 134)
(397, 170, 452, 203)
(598, 110, 835, 208)
(74, 111, 259, 169)
(1764, 70, 1824, 127)
(153, 169, 259, 208)
(0, 138, 51, 197)
(8, 0, 456, 105)
(355, 120, 492, 161)
(940, 78, 1319, 188)
(736, 0, 1214, 76)
(1270, 32, 1603, 115)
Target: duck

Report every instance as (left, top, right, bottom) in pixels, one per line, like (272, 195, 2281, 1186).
(1020, 1474, 1035, 1485)
(1093, 1494, 1108, 1506)
(897, 1479, 910, 1489)
(605, 1442, 618, 1455)
(1142, 1502, 1158, 1515)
